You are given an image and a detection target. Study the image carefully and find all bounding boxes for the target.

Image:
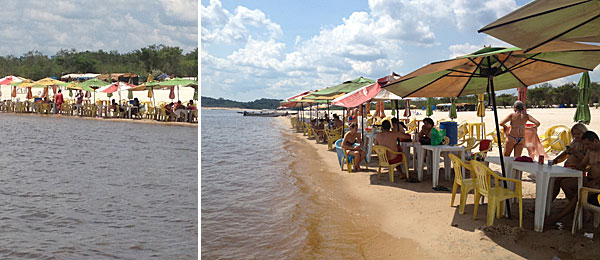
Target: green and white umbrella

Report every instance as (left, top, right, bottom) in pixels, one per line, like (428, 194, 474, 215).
(574, 71, 592, 124)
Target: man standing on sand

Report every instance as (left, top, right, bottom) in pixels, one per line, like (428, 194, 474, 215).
(55, 89, 64, 113)
(374, 120, 411, 178)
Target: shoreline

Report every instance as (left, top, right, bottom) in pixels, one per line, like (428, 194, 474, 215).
(201, 107, 261, 111)
(277, 108, 600, 259)
(0, 111, 198, 127)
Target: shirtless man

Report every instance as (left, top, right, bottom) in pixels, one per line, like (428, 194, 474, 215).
(499, 101, 541, 156)
(547, 131, 600, 224)
(374, 120, 411, 176)
(332, 114, 343, 129)
(342, 123, 366, 171)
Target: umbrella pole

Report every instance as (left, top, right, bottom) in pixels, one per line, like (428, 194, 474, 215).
(489, 76, 512, 218)
(361, 103, 365, 147)
(342, 108, 345, 134)
(327, 100, 330, 122)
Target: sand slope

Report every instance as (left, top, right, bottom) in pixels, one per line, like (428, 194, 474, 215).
(281, 107, 600, 259)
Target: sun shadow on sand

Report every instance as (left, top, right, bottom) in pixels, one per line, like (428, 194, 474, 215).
(447, 195, 600, 259)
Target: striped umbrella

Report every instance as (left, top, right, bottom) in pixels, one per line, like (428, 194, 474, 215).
(449, 98, 457, 120)
(403, 99, 411, 117)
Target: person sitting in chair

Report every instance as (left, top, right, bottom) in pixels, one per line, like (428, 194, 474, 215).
(332, 114, 343, 129)
(547, 131, 600, 225)
(375, 120, 411, 178)
(418, 118, 435, 145)
(342, 123, 366, 171)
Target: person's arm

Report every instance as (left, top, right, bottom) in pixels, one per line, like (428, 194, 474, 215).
(578, 151, 591, 170)
(396, 131, 410, 140)
(527, 114, 541, 128)
(499, 114, 511, 128)
(553, 150, 568, 165)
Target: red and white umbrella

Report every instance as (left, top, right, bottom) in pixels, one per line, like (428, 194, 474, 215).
(97, 81, 136, 93)
(0, 75, 24, 85)
(403, 99, 411, 117)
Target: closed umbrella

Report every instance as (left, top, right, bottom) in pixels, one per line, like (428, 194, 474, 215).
(518, 86, 528, 111)
(27, 87, 32, 99)
(169, 86, 175, 100)
(403, 99, 411, 118)
(476, 94, 485, 122)
(574, 71, 592, 124)
(479, 0, 600, 53)
(426, 98, 433, 117)
(11, 86, 16, 98)
(42, 87, 48, 98)
(449, 98, 457, 120)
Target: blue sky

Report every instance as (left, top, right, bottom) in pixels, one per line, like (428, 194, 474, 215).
(0, 0, 197, 57)
(201, 0, 600, 102)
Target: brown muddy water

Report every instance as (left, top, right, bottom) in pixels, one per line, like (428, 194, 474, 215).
(0, 113, 198, 259)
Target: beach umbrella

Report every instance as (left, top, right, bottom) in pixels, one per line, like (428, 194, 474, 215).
(42, 87, 48, 98)
(26, 87, 32, 99)
(128, 90, 133, 99)
(69, 89, 73, 97)
(449, 98, 457, 120)
(11, 86, 16, 98)
(311, 77, 375, 97)
(574, 71, 592, 124)
(479, 0, 600, 53)
(426, 98, 433, 117)
(404, 99, 411, 118)
(383, 42, 600, 217)
(33, 77, 64, 86)
(78, 78, 109, 103)
(476, 94, 485, 122)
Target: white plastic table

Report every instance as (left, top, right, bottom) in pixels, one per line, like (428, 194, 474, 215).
(485, 157, 583, 232)
(364, 130, 379, 163)
(399, 142, 422, 171)
(512, 161, 582, 232)
(418, 145, 465, 187)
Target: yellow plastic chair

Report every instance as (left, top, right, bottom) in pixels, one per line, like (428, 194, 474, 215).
(312, 127, 326, 143)
(325, 127, 343, 150)
(61, 103, 72, 115)
(458, 137, 477, 151)
(373, 145, 408, 183)
(486, 128, 505, 147)
(340, 146, 368, 173)
(572, 187, 600, 234)
(305, 122, 313, 138)
(457, 122, 469, 143)
(541, 125, 570, 154)
(471, 160, 523, 228)
(449, 153, 475, 214)
(405, 118, 417, 134)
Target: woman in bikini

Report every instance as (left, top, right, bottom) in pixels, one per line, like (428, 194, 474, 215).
(342, 123, 366, 171)
(499, 100, 540, 157)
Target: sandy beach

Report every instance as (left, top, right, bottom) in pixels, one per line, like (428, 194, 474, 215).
(280, 107, 600, 259)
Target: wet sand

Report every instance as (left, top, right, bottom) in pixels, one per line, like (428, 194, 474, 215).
(280, 107, 600, 259)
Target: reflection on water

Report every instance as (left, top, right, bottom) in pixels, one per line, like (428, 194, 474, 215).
(0, 114, 198, 259)
(201, 109, 384, 259)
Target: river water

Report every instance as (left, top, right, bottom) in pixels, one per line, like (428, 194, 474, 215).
(0, 113, 198, 259)
(201, 109, 402, 259)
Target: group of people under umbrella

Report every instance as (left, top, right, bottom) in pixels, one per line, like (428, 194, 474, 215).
(283, 0, 600, 229)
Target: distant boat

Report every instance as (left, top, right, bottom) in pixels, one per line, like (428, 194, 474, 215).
(242, 110, 287, 117)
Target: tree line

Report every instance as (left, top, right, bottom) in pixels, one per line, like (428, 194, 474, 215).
(0, 44, 198, 80)
(201, 96, 282, 109)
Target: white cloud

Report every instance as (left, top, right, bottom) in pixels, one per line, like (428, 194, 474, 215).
(448, 43, 481, 58)
(201, 0, 282, 45)
(200, 0, 526, 101)
(0, 0, 197, 56)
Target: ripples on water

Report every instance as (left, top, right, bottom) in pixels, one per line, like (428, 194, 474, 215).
(202, 110, 376, 259)
(0, 114, 198, 259)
